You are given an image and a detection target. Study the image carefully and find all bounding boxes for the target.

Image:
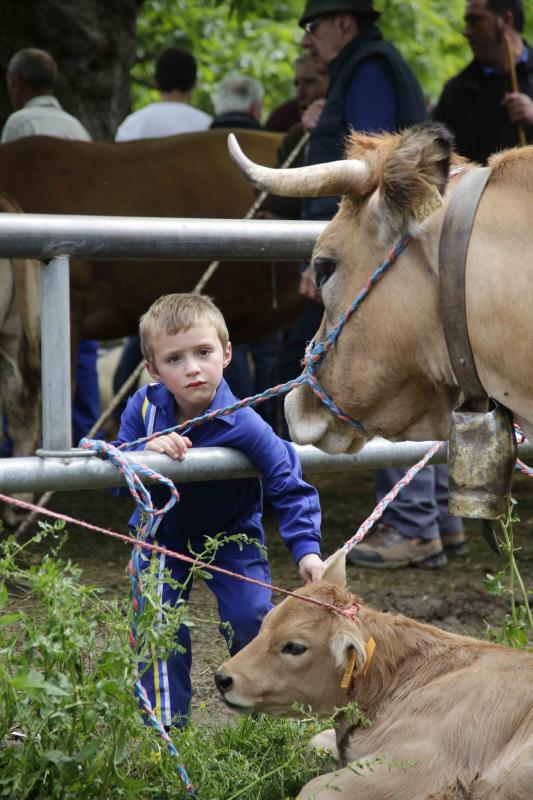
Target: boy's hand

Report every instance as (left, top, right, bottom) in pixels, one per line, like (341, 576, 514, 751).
(298, 553, 325, 585)
(145, 433, 192, 461)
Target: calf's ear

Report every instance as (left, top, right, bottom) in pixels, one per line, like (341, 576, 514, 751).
(331, 630, 367, 675)
(369, 122, 454, 240)
(322, 549, 347, 588)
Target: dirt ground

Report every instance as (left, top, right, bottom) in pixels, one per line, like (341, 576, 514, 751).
(11, 467, 533, 724)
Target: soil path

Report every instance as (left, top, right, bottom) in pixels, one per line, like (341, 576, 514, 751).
(15, 469, 533, 724)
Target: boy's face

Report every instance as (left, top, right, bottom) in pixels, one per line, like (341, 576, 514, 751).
(146, 324, 231, 419)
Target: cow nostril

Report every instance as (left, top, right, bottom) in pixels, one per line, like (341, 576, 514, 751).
(214, 671, 233, 693)
(313, 258, 336, 289)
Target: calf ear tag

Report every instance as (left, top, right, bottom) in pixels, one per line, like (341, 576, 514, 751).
(362, 637, 376, 676)
(412, 184, 443, 224)
(340, 637, 376, 687)
(340, 648, 357, 688)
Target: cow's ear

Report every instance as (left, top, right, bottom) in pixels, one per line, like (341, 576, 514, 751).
(369, 122, 454, 240)
(322, 549, 346, 588)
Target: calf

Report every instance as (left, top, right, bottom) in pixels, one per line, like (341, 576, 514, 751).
(215, 551, 533, 799)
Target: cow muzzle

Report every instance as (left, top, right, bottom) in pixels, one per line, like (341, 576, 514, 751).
(285, 384, 365, 454)
(214, 669, 252, 711)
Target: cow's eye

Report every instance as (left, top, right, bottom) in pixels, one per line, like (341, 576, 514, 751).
(313, 258, 336, 289)
(281, 642, 307, 656)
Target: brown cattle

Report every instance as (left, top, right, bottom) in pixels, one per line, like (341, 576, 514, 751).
(0, 129, 300, 347)
(228, 123, 533, 454)
(216, 550, 533, 799)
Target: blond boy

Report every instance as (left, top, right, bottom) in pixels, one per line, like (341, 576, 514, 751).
(117, 293, 323, 726)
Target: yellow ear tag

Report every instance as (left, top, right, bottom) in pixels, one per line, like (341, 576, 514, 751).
(362, 637, 376, 677)
(412, 184, 443, 224)
(340, 648, 357, 689)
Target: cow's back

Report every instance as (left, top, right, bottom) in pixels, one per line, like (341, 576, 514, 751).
(0, 129, 282, 218)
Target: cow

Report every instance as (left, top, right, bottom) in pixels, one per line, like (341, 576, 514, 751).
(227, 122, 533, 455)
(0, 196, 40, 523)
(0, 129, 301, 348)
(215, 549, 533, 799)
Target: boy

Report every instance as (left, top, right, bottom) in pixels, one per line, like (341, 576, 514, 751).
(117, 293, 323, 727)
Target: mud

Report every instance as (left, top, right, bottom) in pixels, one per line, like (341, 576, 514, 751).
(11, 469, 533, 724)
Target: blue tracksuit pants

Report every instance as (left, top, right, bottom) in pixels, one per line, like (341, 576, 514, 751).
(72, 339, 101, 443)
(136, 536, 273, 727)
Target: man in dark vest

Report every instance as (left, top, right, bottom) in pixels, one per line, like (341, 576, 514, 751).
(285, 0, 466, 569)
(433, 0, 532, 164)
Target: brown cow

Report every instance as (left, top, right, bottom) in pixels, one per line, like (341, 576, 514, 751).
(227, 123, 533, 454)
(0, 129, 300, 347)
(215, 550, 533, 799)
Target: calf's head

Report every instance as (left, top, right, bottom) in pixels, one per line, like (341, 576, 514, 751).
(214, 551, 371, 717)
(229, 123, 461, 453)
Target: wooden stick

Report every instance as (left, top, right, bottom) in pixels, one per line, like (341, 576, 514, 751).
(504, 34, 527, 146)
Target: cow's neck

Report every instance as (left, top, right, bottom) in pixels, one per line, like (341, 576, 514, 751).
(347, 608, 482, 714)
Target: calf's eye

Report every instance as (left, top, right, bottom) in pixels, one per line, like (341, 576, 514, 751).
(313, 258, 336, 289)
(281, 642, 307, 656)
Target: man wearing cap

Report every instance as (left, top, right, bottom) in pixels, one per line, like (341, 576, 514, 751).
(285, 0, 466, 570)
(299, 0, 427, 220)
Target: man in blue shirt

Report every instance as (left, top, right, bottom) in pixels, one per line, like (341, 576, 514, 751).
(282, 0, 465, 569)
(117, 292, 322, 726)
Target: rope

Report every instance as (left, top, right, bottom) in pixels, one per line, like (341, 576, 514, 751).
(0, 486, 360, 620)
(341, 441, 445, 553)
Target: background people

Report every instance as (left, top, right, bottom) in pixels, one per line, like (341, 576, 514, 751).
(265, 50, 329, 132)
(433, 0, 532, 162)
(115, 46, 212, 141)
(210, 74, 264, 130)
(1, 47, 100, 445)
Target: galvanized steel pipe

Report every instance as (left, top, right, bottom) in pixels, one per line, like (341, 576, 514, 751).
(40, 255, 72, 451)
(0, 215, 326, 261)
(0, 440, 531, 494)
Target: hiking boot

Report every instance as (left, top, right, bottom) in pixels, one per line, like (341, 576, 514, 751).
(441, 530, 469, 558)
(347, 523, 447, 569)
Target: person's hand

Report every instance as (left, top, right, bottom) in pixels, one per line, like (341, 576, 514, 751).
(301, 98, 326, 132)
(503, 92, 533, 126)
(298, 553, 325, 584)
(145, 432, 192, 460)
(299, 266, 321, 303)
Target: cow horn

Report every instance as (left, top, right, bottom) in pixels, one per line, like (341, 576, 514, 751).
(228, 133, 369, 197)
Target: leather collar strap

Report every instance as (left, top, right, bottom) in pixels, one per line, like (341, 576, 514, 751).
(438, 167, 491, 405)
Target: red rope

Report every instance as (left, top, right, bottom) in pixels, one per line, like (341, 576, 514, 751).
(0, 491, 358, 621)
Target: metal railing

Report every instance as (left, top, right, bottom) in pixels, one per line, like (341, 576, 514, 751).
(1, 213, 529, 492)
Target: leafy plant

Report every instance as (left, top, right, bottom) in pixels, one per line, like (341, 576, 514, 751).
(483, 498, 533, 649)
(0, 525, 331, 798)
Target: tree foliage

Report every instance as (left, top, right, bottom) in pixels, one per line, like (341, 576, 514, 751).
(134, 0, 469, 121)
(133, 0, 303, 118)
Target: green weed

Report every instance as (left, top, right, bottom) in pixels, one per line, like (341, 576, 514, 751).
(483, 498, 533, 649)
(0, 525, 330, 799)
